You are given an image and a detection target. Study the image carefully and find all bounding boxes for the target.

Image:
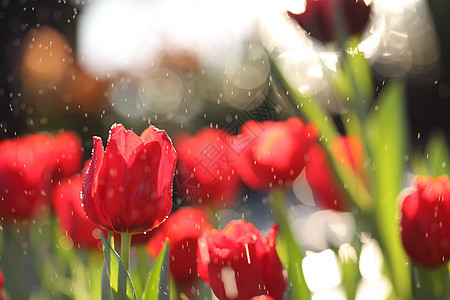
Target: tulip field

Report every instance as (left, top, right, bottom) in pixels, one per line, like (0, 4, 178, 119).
(0, 0, 449, 299)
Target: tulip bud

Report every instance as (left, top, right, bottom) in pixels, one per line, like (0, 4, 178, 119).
(400, 175, 450, 267)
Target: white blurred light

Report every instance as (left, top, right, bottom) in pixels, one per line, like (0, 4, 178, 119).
(293, 170, 315, 206)
(338, 243, 358, 264)
(312, 287, 347, 300)
(361, 0, 439, 79)
(356, 277, 393, 300)
(225, 44, 270, 90)
(359, 239, 383, 281)
(303, 249, 342, 292)
(221, 266, 238, 299)
(259, 0, 440, 94)
(292, 208, 355, 250)
(108, 77, 142, 120)
(138, 68, 183, 114)
(77, 0, 260, 77)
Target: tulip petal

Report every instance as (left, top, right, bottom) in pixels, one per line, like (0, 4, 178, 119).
(260, 225, 286, 300)
(109, 125, 144, 161)
(109, 123, 126, 137)
(97, 136, 127, 232)
(140, 129, 178, 204)
(124, 141, 173, 233)
(83, 137, 115, 231)
(139, 126, 159, 142)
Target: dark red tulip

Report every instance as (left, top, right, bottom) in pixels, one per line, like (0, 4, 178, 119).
(52, 174, 104, 249)
(232, 118, 315, 190)
(0, 133, 55, 222)
(400, 175, 450, 267)
(82, 124, 177, 234)
(174, 128, 241, 207)
(146, 207, 213, 283)
(288, 0, 371, 43)
(197, 220, 286, 300)
(305, 136, 364, 211)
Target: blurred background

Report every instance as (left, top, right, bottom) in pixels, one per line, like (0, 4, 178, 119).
(0, 1, 449, 299)
(0, 0, 448, 152)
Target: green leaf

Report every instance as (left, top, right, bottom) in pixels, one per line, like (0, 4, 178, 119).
(426, 129, 450, 177)
(365, 81, 412, 299)
(87, 252, 104, 300)
(270, 189, 310, 300)
(338, 242, 361, 300)
(131, 245, 153, 297)
(102, 261, 113, 300)
(100, 232, 138, 300)
(325, 38, 373, 120)
(410, 150, 430, 176)
(343, 38, 374, 115)
(142, 239, 170, 300)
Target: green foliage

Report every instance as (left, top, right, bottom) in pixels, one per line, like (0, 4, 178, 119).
(270, 189, 310, 300)
(426, 130, 450, 177)
(365, 81, 412, 299)
(142, 239, 170, 300)
(100, 232, 137, 300)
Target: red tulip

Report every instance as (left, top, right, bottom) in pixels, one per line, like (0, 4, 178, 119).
(232, 117, 315, 190)
(146, 207, 213, 283)
(52, 174, 104, 249)
(250, 296, 274, 300)
(0, 133, 55, 222)
(52, 131, 83, 179)
(174, 128, 241, 207)
(82, 124, 177, 234)
(197, 220, 286, 300)
(400, 175, 450, 267)
(288, 0, 371, 43)
(305, 136, 364, 211)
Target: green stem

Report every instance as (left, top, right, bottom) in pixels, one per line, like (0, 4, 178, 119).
(270, 188, 310, 300)
(120, 233, 132, 272)
(413, 263, 450, 299)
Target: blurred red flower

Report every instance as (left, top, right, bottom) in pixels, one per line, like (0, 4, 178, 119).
(0, 133, 54, 222)
(146, 207, 213, 283)
(400, 175, 450, 267)
(52, 131, 83, 180)
(288, 0, 371, 43)
(174, 128, 241, 207)
(232, 117, 315, 190)
(0, 131, 83, 223)
(52, 174, 104, 249)
(197, 220, 286, 300)
(305, 136, 365, 211)
(82, 124, 177, 234)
